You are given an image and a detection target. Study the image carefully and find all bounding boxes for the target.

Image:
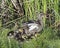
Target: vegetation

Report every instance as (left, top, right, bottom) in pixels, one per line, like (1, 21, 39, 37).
(0, 0, 60, 48)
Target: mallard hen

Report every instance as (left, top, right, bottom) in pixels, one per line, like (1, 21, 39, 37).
(22, 13, 44, 36)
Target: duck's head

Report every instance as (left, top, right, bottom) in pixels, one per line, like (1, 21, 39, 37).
(37, 12, 46, 20)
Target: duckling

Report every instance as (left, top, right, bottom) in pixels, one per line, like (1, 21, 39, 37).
(14, 32, 25, 42)
(7, 31, 16, 38)
(22, 13, 45, 36)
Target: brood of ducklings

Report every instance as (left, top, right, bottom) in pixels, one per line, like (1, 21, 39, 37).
(7, 28, 26, 42)
(22, 13, 44, 36)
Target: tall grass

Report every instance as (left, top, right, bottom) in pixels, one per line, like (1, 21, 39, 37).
(0, 0, 60, 48)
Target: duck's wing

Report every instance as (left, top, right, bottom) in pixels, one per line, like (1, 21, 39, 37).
(28, 23, 39, 31)
(27, 20, 35, 23)
(22, 20, 35, 24)
(22, 20, 36, 26)
(28, 22, 43, 34)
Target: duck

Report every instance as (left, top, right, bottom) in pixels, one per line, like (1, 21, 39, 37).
(22, 13, 45, 37)
(7, 31, 15, 38)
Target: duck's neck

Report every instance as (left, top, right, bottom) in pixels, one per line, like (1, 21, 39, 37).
(37, 19, 43, 26)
